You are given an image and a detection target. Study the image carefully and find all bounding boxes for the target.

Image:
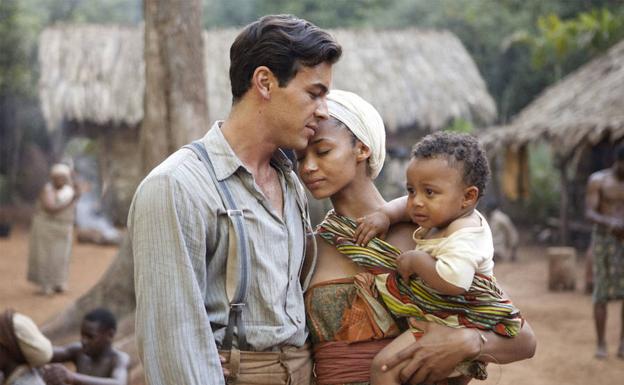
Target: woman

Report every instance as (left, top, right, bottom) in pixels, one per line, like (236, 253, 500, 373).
(295, 90, 536, 385)
(27, 163, 80, 295)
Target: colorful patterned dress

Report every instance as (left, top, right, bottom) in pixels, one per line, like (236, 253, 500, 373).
(305, 273, 400, 385)
(314, 211, 528, 380)
(317, 211, 523, 337)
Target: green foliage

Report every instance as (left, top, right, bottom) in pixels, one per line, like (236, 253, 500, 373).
(511, 8, 624, 80)
(0, 0, 32, 98)
(203, 0, 392, 28)
(522, 142, 560, 221)
(444, 118, 474, 134)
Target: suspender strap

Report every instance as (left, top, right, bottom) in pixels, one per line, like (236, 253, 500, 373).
(291, 182, 317, 292)
(184, 141, 250, 351)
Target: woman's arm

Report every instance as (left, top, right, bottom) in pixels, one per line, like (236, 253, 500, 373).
(381, 320, 536, 384)
(39, 184, 80, 215)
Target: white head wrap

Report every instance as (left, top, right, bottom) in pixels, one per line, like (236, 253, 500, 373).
(50, 163, 71, 179)
(12, 313, 53, 367)
(327, 90, 386, 179)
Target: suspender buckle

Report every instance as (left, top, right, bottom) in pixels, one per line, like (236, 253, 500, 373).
(227, 209, 244, 217)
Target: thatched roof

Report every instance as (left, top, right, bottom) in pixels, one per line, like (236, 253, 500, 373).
(39, 24, 496, 134)
(480, 40, 624, 158)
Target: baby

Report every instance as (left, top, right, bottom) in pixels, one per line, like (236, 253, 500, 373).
(349, 131, 523, 384)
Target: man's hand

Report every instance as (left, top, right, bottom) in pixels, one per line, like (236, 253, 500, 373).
(382, 321, 479, 385)
(41, 364, 75, 385)
(220, 353, 230, 378)
(355, 211, 390, 245)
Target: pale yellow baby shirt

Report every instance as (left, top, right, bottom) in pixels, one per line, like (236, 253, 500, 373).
(413, 211, 494, 291)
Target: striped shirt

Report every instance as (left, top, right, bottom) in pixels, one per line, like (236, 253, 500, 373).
(129, 122, 308, 385)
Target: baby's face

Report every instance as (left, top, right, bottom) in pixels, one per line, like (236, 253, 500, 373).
(405, 156, 467, 229)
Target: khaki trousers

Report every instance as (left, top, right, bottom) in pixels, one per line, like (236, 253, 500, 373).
(219, 344, 312, 385)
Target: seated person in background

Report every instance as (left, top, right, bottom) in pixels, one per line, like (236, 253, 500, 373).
(43, 308, 129, 385)
(484, 201, 519, 262)
(0, 309, 52, 385)
(351, 132, 523, 384)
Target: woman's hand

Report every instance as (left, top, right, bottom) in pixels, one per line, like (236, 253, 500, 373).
(382, 321, 480, 384)
(383, 319, 537, 384)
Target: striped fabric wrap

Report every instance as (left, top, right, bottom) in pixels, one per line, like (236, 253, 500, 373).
(317, 211, 523, 337)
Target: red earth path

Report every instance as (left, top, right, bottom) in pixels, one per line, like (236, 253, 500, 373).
(1, 226, 623, 385)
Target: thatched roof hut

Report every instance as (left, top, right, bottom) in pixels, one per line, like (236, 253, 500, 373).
(39, 24, 496, 135)
(38, 24, 496, 223)
(480, 40, 624, 158)
(479, 40, 624, 245)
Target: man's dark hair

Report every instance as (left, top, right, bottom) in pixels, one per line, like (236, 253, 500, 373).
(229, 14, 342, 102)
(616, 143, 624, 160)
(84, 308, 117, 332)
(411, 131, 490, 198)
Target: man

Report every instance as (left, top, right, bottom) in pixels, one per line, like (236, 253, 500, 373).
(42, 308, 129, 385)
(129, 14, 341, 385)
(0, 310, 52, 385)
(585, 144, 624, 359)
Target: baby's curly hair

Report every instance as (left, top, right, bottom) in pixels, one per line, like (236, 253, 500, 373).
(411, 131, 490, 198)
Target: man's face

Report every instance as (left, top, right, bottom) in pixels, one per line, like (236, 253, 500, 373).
(267, 62, 332, 151)
(80, 320, 112, 357)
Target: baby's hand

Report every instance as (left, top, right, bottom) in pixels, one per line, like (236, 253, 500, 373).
(355, 211, 390, 245)
(396, 251, 420, 283)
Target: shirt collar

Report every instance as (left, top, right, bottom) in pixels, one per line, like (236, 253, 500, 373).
(201, 121, 294, 181)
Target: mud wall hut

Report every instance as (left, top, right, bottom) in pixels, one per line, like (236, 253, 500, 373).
(39, 24, 496, 224)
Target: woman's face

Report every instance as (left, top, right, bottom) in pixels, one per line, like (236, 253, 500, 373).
(51, 173, 69, 189)
(295, 117, 359, 199)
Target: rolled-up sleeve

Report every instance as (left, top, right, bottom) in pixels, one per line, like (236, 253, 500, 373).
(129, 174, 224, 385)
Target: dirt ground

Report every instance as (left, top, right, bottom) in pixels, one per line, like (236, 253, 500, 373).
(1, 225, 623, 385)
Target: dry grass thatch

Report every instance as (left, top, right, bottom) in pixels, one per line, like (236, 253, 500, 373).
(480, 40, 624, 158)
(39, 24, 496, 134)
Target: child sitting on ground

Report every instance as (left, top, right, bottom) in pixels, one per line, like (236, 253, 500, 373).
(43, 308, 129, 385)
(319, 132, 523, 384)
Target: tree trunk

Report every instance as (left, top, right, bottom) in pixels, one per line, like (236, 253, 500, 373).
(43, 0, 207, 351)
(140, 0, 208, 175)
(547, 246, 576, 291)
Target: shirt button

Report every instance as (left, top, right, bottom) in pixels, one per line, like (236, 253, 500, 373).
(296, 316, 302, 324)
